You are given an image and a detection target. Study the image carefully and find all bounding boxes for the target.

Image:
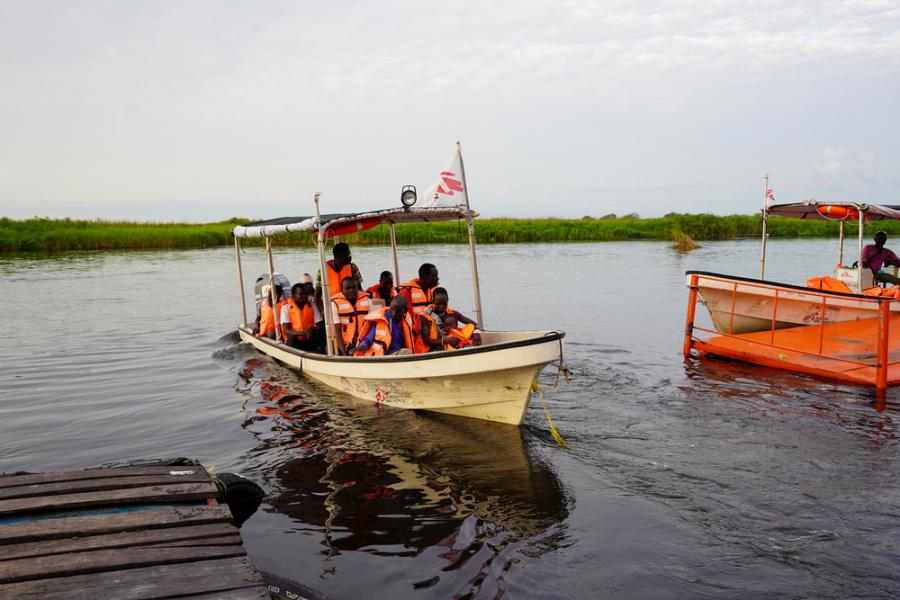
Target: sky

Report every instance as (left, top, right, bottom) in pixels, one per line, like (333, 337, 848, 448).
(1, 0, 898, 221)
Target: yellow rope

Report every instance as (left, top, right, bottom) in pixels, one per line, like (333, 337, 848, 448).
(531, 379, 568, 448)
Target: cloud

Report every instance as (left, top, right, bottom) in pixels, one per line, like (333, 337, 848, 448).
(0, 1, 898, 219)
(814, 147, 876, 187)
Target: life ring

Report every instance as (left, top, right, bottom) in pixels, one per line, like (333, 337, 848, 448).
(816, 205, 861, 221)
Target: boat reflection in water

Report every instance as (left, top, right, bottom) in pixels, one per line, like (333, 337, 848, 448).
(235, 356, 570, 596)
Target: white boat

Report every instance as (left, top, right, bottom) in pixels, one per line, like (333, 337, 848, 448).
(229, 148, 565, 426)
(692, 201, 900, 335)
(237, 326, 564, 425)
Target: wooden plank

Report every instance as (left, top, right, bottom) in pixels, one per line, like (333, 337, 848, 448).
(0, 556, 266, 599)
(0, 473, 213, 501)
(182, 589, 271, 599)
(144, 534, 243, 548)
(0, 523, 239, 561)
(0, 466, 208, 490)
(0, 544, 248, 583)
(0, 483, 217, 517)
(0, 505, 232, 545)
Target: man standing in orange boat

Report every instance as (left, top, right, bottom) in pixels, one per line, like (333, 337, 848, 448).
(399, 263, 440, 329)
(317, 242, 364, 299)
(862, 231, 900, 285)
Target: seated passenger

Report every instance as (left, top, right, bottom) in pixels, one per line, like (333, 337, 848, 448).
(399, 263, 441, 328)
(417, 287, 480, 352)
(442, 313, 475, 350)
(330, 277, 370, 355)
(366, 271, 398, 303)
(354, 295, 417, 356)
(255, 284, 284, 339)
(280, 282, 323, 352)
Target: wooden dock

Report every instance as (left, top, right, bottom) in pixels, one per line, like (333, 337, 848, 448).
(0, 464, 269, 599)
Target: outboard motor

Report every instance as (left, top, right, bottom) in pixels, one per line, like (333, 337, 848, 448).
(254, 273, 292, 316)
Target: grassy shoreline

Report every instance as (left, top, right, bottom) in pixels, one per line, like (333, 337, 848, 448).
(2, 214, 897, 253)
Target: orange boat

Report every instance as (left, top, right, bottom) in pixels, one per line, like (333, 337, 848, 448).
(683, 200, 900, 407)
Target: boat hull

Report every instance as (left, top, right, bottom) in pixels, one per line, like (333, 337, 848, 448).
(688, 272, 899, 334)
(238, 327, 564, 426)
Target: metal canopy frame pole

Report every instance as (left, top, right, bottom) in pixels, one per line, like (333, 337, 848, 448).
(315, 193, 336, 356)
(759, 175, 768, 280)
(389, 223, 400, 286)
(265, 236, 282, 342)
(858, 208, 865, 291)
(457, 141, 484, 327)
(839, 221, 845, 266)
(234, 236, 248, 327)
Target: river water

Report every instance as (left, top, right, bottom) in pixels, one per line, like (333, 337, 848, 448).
(1, 239, 898, 599)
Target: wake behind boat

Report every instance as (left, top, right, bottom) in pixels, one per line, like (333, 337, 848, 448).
(229, 145, 565, 425)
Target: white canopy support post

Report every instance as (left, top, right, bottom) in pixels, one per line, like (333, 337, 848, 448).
(838, 221, 845, 266)
(389, 222, 400, 286)
(457, 141, 484, 327)
(760, 209, 768, 280)
(234, 236, 248, 327)
(759, 175, 769, 280)
(858, 208, 865, 291)
(265, 236, 282, 342)
(315, 193, 336, 356)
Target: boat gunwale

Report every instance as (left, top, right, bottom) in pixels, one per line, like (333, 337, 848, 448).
(238, 326, 565, 364)
(685, 270, 899, 302)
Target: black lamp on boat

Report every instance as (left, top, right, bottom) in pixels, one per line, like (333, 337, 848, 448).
(400, 185, 417, 208)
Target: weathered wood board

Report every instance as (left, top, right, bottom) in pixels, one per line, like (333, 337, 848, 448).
(0, 465, 269, 599)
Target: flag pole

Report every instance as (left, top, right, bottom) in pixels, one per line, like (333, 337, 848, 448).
(457, 141, 484, 328)
(760, 175, 769, 280)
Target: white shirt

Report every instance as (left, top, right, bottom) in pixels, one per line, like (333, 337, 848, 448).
(330, 300, 342, 325)
(280, 297, 323, 329)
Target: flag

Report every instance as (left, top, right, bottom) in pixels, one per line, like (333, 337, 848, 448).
(420, 146, 467, 208)
(765, 186, 775, 209)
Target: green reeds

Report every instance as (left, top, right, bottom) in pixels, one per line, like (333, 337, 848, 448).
(2, 214, 899, 253)
(671, 228, 701, 252)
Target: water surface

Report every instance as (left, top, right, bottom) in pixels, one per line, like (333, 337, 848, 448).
(1, 239, 898, 599)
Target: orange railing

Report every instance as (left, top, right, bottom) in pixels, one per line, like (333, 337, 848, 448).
(683, 273, 897, 408)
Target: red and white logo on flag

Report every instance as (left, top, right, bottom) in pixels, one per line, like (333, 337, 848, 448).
(420, 147, 467, 208)
(765, 186, 775, 208)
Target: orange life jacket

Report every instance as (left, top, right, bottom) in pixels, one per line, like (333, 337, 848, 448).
(806, 276, 852, 293)
(325, 259, 353, 299)
(358, 312, 417, 356)
(444, 323, 475, 350)
(281, 298, 316, 340)
(398, 279, 434, 324)
(365, 283, 398, 303)
(863, 286, 900, 298)
(417, 307, 456, 353)
(259, 298, 286, 337)
(332, 292, 371, 346)
(259, 301, 276, 337)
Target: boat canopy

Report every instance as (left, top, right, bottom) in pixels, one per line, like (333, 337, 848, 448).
(768, 201, 900, 221)
(231, 206, 473, 239)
